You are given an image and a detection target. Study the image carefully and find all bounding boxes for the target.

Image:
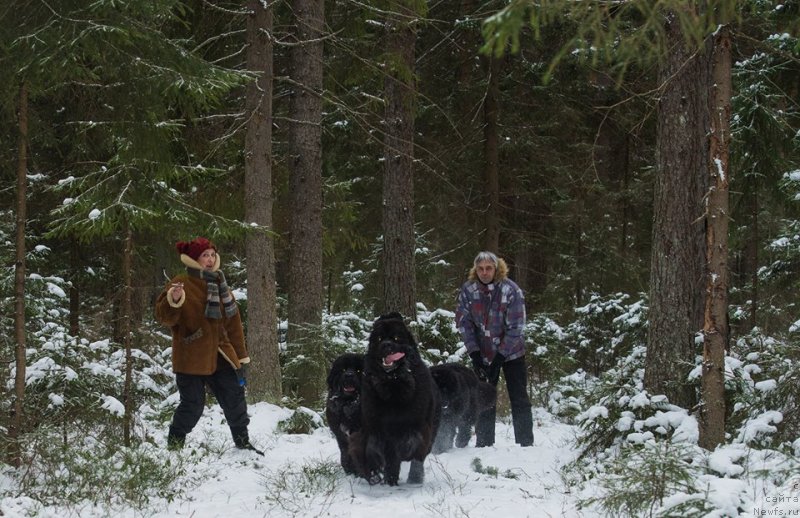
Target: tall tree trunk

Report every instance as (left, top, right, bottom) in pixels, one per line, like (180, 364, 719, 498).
(619, 134, 631, 261)
(69, 239, 80, 337)
(741, 182, 759, 333)
(700, 26, 732, 451)
(483, 54, 501, 253)
(644, 10, 710, 409)
(572, 184, 585, 308)
(455, 0, 477, 120)
(382, 0, 417, 319)
(10, 81, 29, 468)
(747, 189, 759, 332)
(287, 0, 325, 406)
(244, 0, 282, 401)
(511, 190, 530, 291)
(122, 224, 133, 447)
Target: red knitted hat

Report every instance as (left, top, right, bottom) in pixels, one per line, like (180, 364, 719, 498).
(176, 237, 216, 261)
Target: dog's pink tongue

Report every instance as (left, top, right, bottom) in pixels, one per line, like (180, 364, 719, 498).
(383, 351, 405, 365)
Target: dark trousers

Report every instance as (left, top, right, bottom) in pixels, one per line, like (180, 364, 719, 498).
(475, 356, 534, 446)
(169, 359, 249, 441)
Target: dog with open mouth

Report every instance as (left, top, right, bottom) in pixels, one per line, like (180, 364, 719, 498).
(350, 312, 440, 485)
(325, 352, 365, 475)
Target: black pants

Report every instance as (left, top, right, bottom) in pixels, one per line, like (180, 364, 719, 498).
(475, 356, 534, 446)
(169, 358, 249, 440)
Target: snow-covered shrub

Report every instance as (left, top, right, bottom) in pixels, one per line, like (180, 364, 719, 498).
(579, 441, 699, 517)
(571, 346, 701, 461)
(412, 305, 462, 365)
(726, 328, 800, 452)
(261, 459, 342, 515)
(544, 369, 596, 422)
(2, 430, 193, 513)
(565, 292, 648, 376)
(525, 314, 576, 410)
(281, 311, 371, 407)
(530, 293, 648, 422)
(318, 311, 372, 359)
(5, 273, 172, 443)
(277, 406, 325, 434)
(567, 319, 800, 517)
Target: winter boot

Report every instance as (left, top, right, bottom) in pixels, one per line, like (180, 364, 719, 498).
(231, 426, 264, 455)
(167, 427, 186, 451)
(474, 407, 496, 447)
(511, 404, 534, 447)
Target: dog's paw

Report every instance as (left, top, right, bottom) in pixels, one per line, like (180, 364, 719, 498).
(368, 471, 382, 485)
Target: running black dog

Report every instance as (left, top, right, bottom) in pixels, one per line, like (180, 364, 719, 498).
(325, 352, 364, 474)
(351, 313, 440, 485)
(430, 362, 497, 453)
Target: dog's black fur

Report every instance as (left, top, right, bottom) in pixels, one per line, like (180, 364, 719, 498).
(325, 353, 365, 474)
(351, 312, 441, 485)
(431, 363, 497, 453)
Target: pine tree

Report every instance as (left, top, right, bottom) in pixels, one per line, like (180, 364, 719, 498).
(244, 0, 282, 402)
(7, 0, 250, 446)
(382, 0, 426, 318)
(287, 0, 326, 406)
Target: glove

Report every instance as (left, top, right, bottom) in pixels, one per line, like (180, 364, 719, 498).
(236, 362, 249, 387)
(487, 353, 505, 385)
(469, 351, 488, 382)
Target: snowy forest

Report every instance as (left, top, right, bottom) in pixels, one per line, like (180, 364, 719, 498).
(2, 0, 800, 516)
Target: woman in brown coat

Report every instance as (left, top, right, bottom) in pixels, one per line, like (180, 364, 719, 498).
(156, 236, 262, 454)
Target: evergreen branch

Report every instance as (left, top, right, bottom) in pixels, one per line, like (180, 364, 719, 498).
(192, 29, 247, 55)
(199, 0, 251, 16)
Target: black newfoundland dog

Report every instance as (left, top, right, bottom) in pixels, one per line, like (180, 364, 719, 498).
(350, 312, 440, 485)
(325, 352, 365, 475)
(430, 363, 497, 453)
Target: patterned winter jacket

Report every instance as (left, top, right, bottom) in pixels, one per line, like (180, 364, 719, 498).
(155, 253, 250, 375)
(455, 270, 526, 364)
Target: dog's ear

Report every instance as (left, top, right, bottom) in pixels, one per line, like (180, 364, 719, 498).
(327, 355, 344, 387)
(326, 365, 337, 388)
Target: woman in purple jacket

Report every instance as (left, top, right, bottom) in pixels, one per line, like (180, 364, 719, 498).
(456, 251, 534, 447)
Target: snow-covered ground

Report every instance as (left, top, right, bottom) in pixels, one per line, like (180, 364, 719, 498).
(144, 403, 587, 518)
(4, 401, 800, 517)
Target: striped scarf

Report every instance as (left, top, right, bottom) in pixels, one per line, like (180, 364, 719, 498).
(187, 267, 238, 319)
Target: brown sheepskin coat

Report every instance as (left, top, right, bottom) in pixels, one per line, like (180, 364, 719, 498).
(155, 253, 250, 375)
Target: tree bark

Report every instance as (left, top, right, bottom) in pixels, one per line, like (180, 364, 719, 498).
(287, 0, 325, 407)
(619, 134, 631, 260)
(10, 81, 29, 467)
(455, 0, 477, 120)
(69, 239, 81, 337)
(483, 54, 501, 253)
(644, 10, 710, 409)
(700, 26, 732, 451)
(382, 1, 417, 319)
(740, 181, 759, 334)
(244, 0, 282, 402)
(122, 224, 133, 447)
